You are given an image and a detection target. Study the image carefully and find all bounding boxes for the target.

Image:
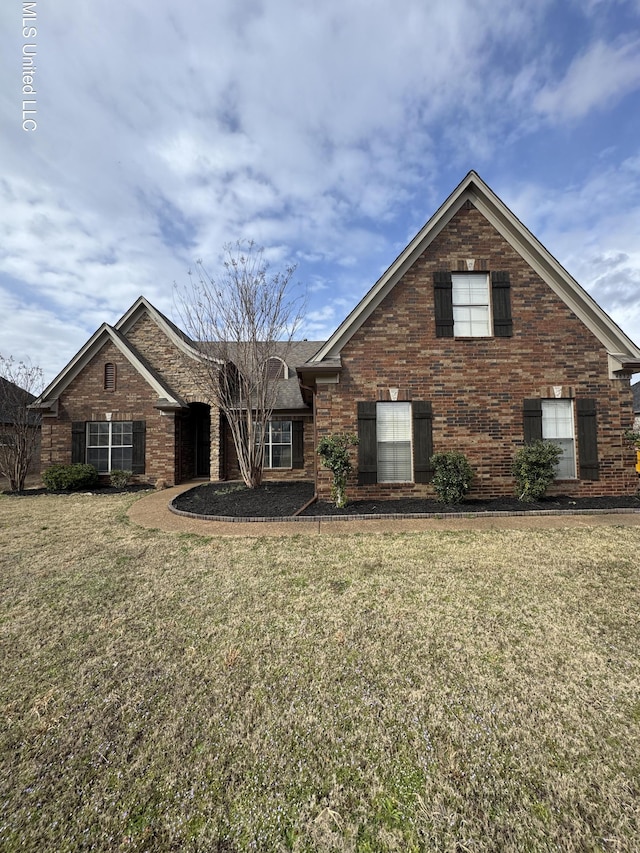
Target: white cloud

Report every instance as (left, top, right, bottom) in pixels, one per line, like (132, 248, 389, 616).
(0, 0, 639, 378)
(534, 38, 640, 120)
(0, 288, 95, 385)
(500, 158, 640, 345)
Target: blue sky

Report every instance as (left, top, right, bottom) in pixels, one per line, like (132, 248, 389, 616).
(1, 0, 640, 383)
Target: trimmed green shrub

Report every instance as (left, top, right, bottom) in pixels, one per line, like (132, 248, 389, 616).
(110, 469, 133, 489)
(317, 432, 359, 508)
(512, 440, 562, 502)
(42, 463, 99, 491)
(430, 451, 474, 504)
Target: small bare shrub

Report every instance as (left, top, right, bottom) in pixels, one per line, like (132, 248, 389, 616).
(110, 469, 133, 489)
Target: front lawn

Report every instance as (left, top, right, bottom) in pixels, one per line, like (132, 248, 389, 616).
(1, 493, 639, 851)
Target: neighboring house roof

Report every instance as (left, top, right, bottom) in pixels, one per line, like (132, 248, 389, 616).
(0, 377, 37, 424)
(30, 321, 188, 413)
(305, 171, 640, 379)
(632, 382, 640, 414)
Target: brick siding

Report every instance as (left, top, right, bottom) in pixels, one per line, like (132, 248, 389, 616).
(40, 339, 179, 485)
(223, 415, 316, 482)
(314, 204, 637, 500)
(40, 315, 316, 487)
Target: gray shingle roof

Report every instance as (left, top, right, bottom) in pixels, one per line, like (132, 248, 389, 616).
(275, 341, 325, 410)
(196, 340, 325, 411)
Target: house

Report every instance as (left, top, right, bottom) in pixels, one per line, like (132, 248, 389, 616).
(0, 376, 36, 427)
(632, 381, 640, 431)
(0, 376, 41, 485)
(31, 295, 321, 486)
(32, 171, 640, 498)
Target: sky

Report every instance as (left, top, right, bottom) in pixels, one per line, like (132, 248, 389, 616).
(1, 0, 640, 385)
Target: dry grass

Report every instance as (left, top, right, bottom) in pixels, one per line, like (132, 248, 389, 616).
(1, 492, 639, 852)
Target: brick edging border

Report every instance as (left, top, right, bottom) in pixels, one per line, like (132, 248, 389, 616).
(168, 498, 640, 524)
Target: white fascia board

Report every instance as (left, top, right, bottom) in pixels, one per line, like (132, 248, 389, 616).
(312, 171, 640, 364)
(469, 184, 640, 360)
(32, 325, 183, 407)
(115, 296, 208, 362)
(311, 176, 472, 362)
(108, 329, 184, 403)
(31, 323, 112, 406)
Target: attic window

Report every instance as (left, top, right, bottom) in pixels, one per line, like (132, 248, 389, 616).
(265, 357, 287, 380)
(434, 271, 512, 338)
(104, 362, 116, 391)
(452, 273, 491, 337)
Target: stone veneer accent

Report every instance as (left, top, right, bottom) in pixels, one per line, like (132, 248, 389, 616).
(40, 313, 316, 487)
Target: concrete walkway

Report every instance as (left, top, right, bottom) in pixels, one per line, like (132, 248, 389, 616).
(127, 482, 640, 536)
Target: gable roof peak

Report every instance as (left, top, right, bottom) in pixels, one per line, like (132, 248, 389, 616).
(115, 295, 201, 357)
(309, 171, 640, 373)
(30, 320, 185, 410)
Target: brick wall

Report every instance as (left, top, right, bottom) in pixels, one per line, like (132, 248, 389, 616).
(40, 313, 317, 487)
(125, 314, 224, 480)
(40, 339, 178, 485)
(223, 415, 316, 483)
(314, 203, 638, 500)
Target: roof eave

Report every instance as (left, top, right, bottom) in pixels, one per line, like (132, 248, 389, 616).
(115, 296, 204, 362)
(608, 354, 640, 379)
(30, 324, 184, 409)
(310, 173, 477, 362)
(468, 182, 640, 361)
(310, 170, 640, 368)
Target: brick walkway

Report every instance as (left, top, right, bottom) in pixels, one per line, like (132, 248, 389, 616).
(127, 482, 640, 536)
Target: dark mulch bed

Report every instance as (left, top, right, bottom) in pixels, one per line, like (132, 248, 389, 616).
(172, 480, 640, 518)
(173, 481, 316, 518)
(2, 485, 152, 497)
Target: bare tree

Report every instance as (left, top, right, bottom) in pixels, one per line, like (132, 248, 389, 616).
(0, 356, 44, 492)
(176, 241, 305, 488)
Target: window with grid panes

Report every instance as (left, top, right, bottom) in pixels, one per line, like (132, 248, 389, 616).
(260, 420, 292, 468)
(86, 421, 133, 473)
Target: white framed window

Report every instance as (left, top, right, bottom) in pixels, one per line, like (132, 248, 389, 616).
(377, 402, 412, 483)
(542, 399, 576, 479)
(259, 420, 292, 469)
(86, 421, 133, 473)
(452, 273, 491, 337)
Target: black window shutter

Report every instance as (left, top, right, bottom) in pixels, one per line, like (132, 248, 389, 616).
(491, 271, 513, 337)
(433, 271, 454, 337)
(577, 399, 599, 480)
(357, 402, 377, 485)
(523, 399, 542, 443)
(132, 421, 146, 474)
(413, 401, 434, 483)
(71, 422, 86, 463)
(292, 420, 304, 469)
